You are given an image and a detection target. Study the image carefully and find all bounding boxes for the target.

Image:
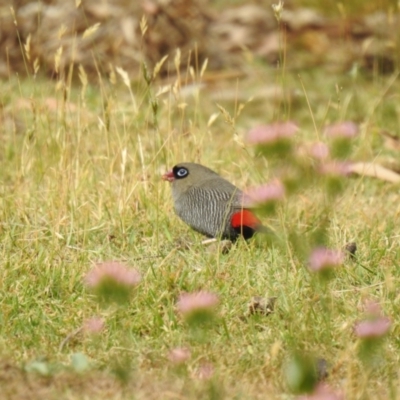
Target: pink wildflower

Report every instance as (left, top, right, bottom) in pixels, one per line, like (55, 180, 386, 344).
(324, 121, 358, 139)
(177, 291, 219, 315)
(193, 362, 214, 380)
(83, 317, 105, 334)
(309, 142, 330, 160)
(85, 261, 141, 288)
(364, 299, 382, 316)
(354, 317, 391, 338)
(297, 383, 343, 400)
(168, 347, 191, 364)
(355, 300, 391, 339)
(247, 121, 298, 144)
(243, 180, 285, 206)
(308, 248, 344, 272)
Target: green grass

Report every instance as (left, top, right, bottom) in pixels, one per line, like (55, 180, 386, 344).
(1, 41, 400, 399)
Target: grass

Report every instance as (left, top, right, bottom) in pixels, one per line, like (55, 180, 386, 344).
(1, 22, 400, 399)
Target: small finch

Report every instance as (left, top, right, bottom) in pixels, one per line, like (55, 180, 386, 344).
(162, 162, 267, 241)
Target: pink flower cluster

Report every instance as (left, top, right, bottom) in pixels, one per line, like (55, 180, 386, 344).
(83, 317, 105, 334)
(247, 121, 298, 145)
(308, 248, 344, 272)
(243, 179, 285, 207)
(309, 142, 330, 160)
(168, 347, 191, 364)
(354, 300, 391, 339)
(324, 121, 358, 139)
(193, 362, 214, 380)
(177, 291, 219, 315)
(355, 317, 391, 338)
(85, 261, 141, 288)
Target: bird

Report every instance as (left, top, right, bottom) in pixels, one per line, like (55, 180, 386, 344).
(162, 162, 265, 241)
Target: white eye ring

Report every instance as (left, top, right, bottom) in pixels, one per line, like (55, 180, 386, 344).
(176, 168, 188, 177)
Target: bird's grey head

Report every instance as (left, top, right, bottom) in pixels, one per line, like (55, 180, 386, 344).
(162, 163, 219, 185)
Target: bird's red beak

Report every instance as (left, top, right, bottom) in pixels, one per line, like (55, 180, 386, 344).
(162, 170, 175, 182)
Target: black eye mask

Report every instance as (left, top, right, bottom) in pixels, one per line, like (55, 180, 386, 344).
(173, 166, 189, 179)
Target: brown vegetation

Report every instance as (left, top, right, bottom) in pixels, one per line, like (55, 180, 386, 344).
(1, 0, 399, 79)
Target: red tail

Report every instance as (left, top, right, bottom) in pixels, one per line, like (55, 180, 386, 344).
(231, 210, 262, 239)
(231, 210, 261, 230)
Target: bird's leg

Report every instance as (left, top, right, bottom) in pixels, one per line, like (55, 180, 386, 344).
(201, 238, 218, 245)
(201, 238, 233, 254)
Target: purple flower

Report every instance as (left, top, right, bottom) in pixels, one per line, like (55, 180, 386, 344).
(168, 347, 191, 364)
(354, 317, 391, 339)
(243, 180, 285, 206)
(247, 121, 298, 144)
(324, 121, 358, 139)
(177, 291, 219, 315)
(297, 383, 343, 400)
(85, 261, 141, 288)
(83, 317, 105, 334)
(308, 248, 344, 272)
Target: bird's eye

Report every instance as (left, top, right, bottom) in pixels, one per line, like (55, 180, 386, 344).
(176, 168, 188, 178)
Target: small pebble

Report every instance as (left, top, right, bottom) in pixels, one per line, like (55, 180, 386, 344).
(316, 357, 329, 381)
(344, 242, 357, 259)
